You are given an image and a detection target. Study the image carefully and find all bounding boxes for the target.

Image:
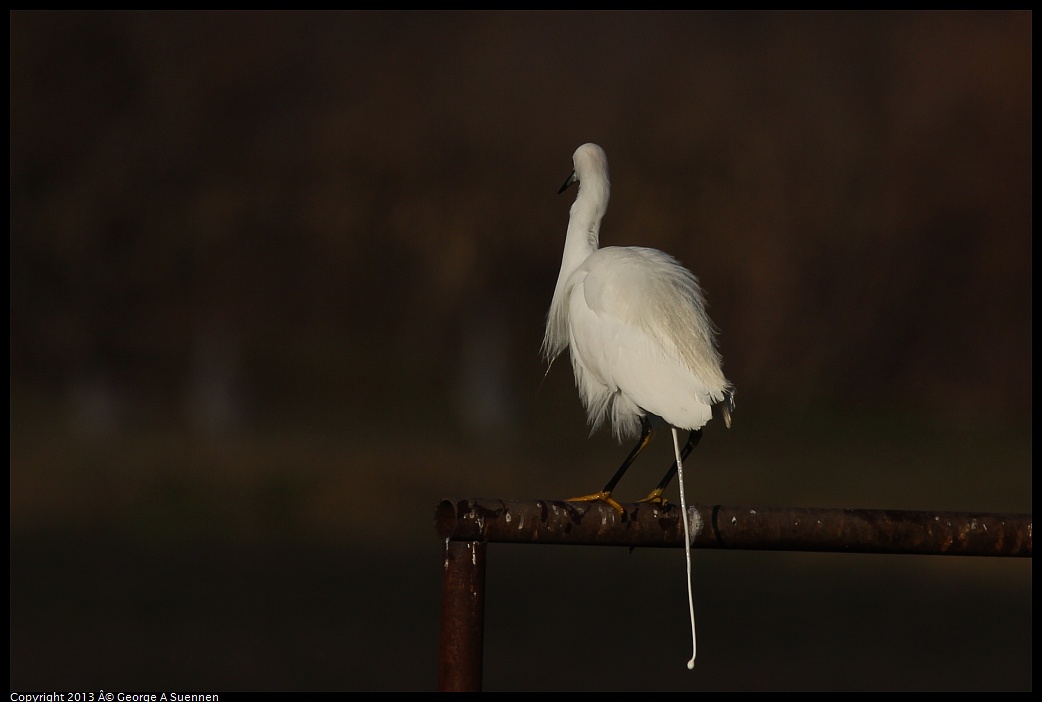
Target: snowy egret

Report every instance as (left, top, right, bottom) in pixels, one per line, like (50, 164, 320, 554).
(542, 143, 734, 513)
(542, 143, 734, 669)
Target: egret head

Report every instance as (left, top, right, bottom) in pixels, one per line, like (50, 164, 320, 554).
(559, 143, 611, 206)
(574, 142, 608, 182)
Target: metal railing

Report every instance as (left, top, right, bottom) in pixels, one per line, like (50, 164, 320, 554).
(435, 497, 1032, 691)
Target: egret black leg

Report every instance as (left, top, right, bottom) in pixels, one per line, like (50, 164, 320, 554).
(567, 415, 654, 513)
(601, 415, 655, 494)
(639, 428, 702, 505)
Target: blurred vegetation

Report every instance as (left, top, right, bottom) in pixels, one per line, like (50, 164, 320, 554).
(10, 11, 1031, 691)
(11, 11, 1032, 434)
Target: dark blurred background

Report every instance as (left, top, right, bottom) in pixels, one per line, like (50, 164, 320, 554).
(10, 11, 1031, 691)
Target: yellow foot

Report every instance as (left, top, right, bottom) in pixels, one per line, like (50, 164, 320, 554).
(566, 491, 625, 515)
(637, 489, 669, 507)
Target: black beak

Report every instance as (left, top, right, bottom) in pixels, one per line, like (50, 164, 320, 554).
(557, 170, 576, 195)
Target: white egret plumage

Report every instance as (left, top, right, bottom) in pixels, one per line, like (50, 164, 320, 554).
(542, 143, 734, 668)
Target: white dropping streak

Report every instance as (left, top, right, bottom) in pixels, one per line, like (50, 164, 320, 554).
(673, 427, 697, 669)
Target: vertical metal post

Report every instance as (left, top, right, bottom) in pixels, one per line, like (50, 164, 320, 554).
(438, 539, 486, 691)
